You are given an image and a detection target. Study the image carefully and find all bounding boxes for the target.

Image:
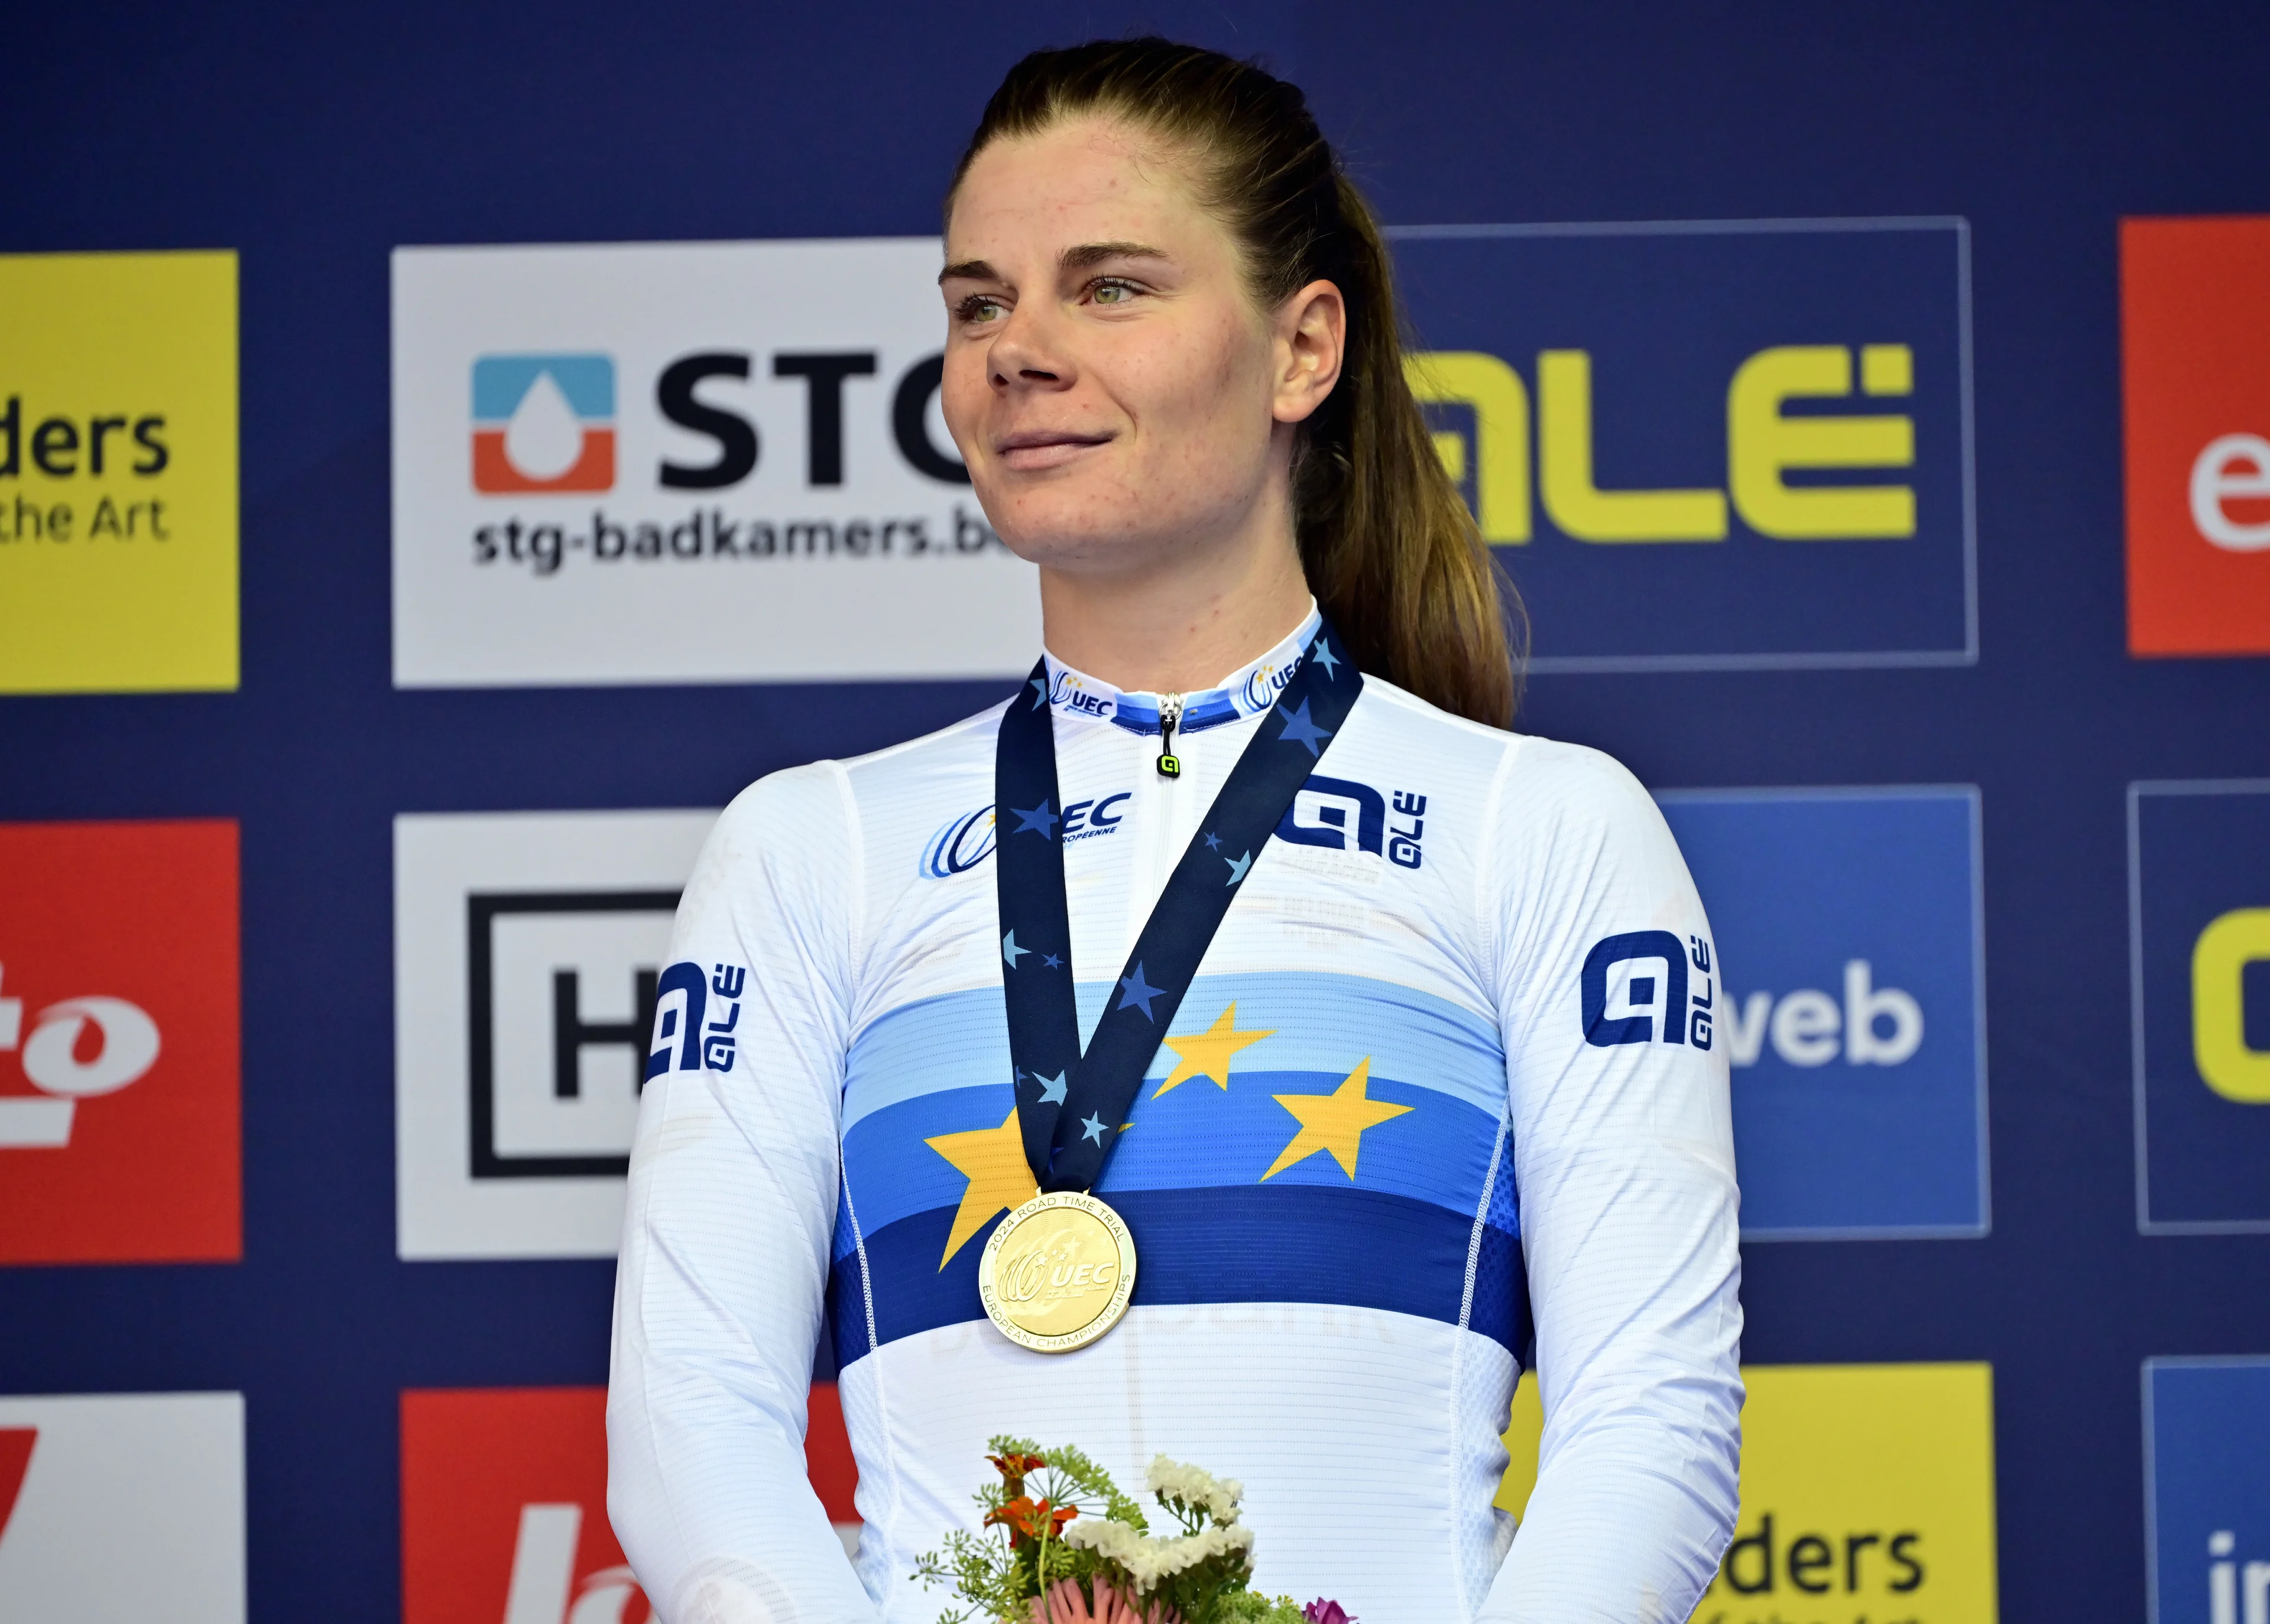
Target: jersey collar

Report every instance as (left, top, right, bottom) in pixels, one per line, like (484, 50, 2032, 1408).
(1037, 602, 1322, 738)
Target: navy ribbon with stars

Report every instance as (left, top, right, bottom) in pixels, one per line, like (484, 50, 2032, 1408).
(994, 620, 1363, 1193)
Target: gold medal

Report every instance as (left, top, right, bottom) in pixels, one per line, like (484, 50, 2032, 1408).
(977, 1190, 1137, 1353)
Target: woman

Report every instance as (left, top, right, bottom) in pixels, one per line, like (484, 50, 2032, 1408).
(609, 39, 1740, 1624)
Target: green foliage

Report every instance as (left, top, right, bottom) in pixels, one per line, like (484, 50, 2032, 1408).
(1210, 1594, 1310, 1624)
(913, 1438, 1302, 1624)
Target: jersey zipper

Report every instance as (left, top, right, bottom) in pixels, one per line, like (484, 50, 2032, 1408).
(1156, 692, 1183, 778)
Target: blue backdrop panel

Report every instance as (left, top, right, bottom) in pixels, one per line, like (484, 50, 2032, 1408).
(2132, 784, 2270, 1232)
(4, 4, 2270, 1623)
(2144, 1358, 2270, 1624)
(1395, 223, 1971, 668)
(1662, 788, 1986, 1239)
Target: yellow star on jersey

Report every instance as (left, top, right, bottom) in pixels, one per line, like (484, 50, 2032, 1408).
(1153, 1002, 1276, 1097)
(925, 1109, 1037, 1269)
(1260, 1058, 1412, 1181)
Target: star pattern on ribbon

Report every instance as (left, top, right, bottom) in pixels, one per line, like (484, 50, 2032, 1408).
(1001, 930, 1029, 967)
(1079, 1112, 1108, 1145)
(1032, 1070, 1069, 1106)
(1309, 639, 1341, 679)
(1117, 962, 1166, 1019)
(1224, 850, 1253, 885)
(1275, 698, 1332, 757)
(1028, 675, 1049, 710)
(1041, 952, 1063, 969)
(1010, 800, 1059, 839)
(1203, 832, 1221, 851)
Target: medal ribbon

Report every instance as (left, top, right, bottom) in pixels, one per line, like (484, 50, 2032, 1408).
(994, 620, 1363, 1192)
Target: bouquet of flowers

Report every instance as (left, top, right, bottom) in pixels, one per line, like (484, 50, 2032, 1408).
(912, 1438, 1353, 1624)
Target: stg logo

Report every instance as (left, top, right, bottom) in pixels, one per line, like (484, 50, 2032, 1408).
(0, 820, 239, 1265)
(0, 969, 161, 1148)
(474, 355, 617, 493)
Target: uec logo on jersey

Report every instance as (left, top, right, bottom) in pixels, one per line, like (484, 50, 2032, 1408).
(472, 355, 617, 494)
(1581, 932, 1717, 1050)
(0, 967, 161, 1149)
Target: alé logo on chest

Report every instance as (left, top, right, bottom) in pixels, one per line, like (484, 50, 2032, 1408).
(920, 774, 1430, 881)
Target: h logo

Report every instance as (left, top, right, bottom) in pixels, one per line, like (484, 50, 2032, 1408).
(467, 890, 679, 1180)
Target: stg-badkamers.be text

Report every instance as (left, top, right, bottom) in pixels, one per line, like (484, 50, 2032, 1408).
(472, 505, 1010, 575)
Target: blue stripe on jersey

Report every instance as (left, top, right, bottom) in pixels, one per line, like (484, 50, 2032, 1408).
(828, 1182, 1528, 1362)
(841, 973, 1506, 1136)
(839, 1071, 1503, 1243)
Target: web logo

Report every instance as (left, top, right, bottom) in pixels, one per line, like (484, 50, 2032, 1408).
(471, 355, 615, 493)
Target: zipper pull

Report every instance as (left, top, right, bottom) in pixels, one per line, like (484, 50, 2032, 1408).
(1156, 693, 1183, 778)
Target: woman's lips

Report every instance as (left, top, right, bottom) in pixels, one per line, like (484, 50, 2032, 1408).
(995, 430, 1113, 472)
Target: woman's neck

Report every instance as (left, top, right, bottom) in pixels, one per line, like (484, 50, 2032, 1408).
(1036, 525, 1313, 696)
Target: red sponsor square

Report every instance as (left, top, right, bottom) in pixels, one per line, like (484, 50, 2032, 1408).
(401, 1384, 858, 1624)
(2122, 215, 2270, 655)
(0, 819, 241, 1263)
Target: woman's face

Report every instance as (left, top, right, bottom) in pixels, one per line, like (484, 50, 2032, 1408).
(940, 118, 1330, 577)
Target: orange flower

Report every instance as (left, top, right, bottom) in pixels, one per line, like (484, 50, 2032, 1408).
(988, 1451, 1049, 1494)
(985, 1495, 1080, 1546)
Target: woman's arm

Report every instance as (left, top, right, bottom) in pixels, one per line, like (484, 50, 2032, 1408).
(608, 764, 880, 1624)
(1479, 741, 1744, 1624)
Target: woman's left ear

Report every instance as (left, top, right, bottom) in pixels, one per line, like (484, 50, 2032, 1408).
(1272, 278, 1345, 426)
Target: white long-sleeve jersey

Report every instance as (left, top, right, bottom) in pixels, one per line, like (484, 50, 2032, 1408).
(608, 609, 1743, 1624)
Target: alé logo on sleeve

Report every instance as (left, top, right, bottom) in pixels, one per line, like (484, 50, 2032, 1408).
(0, 819, 240, 1265)
(1388, 220, 1973, 671)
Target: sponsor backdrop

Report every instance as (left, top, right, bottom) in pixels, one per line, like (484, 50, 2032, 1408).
(2, 4, 2268, 1622)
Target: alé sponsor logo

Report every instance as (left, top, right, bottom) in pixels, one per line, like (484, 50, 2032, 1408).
(501, 1502, 652, 1624)
(0, 392, 175, 546)
(1409, 342, 1920, 546)
(0, 963, 161, 1148)
(468, 347, 1002, 576)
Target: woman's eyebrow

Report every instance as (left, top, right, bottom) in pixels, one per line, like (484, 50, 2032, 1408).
(938, 258, 998, 285)
(1059, 241, 1170, 272)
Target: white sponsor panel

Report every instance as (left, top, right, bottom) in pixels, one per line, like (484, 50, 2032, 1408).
(394, 810, 716, 1259)
(0, 1392, 245, 1623)
(391, 237, 1041, 687)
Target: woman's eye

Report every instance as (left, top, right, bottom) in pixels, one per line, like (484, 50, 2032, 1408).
(1088, 279, 1142, 307)
(956, 294, 1007, 323)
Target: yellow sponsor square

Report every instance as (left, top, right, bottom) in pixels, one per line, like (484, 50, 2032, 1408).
(1499, 1362, 1998, 1622)
(0, 250, 238, 693)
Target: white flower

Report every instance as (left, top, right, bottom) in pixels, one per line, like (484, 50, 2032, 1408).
(1143, 1457, 1244, 1525)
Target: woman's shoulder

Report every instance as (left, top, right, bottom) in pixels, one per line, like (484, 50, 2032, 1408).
(1353, 672, 1644, 800)
(705, 699, 1008, 855)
